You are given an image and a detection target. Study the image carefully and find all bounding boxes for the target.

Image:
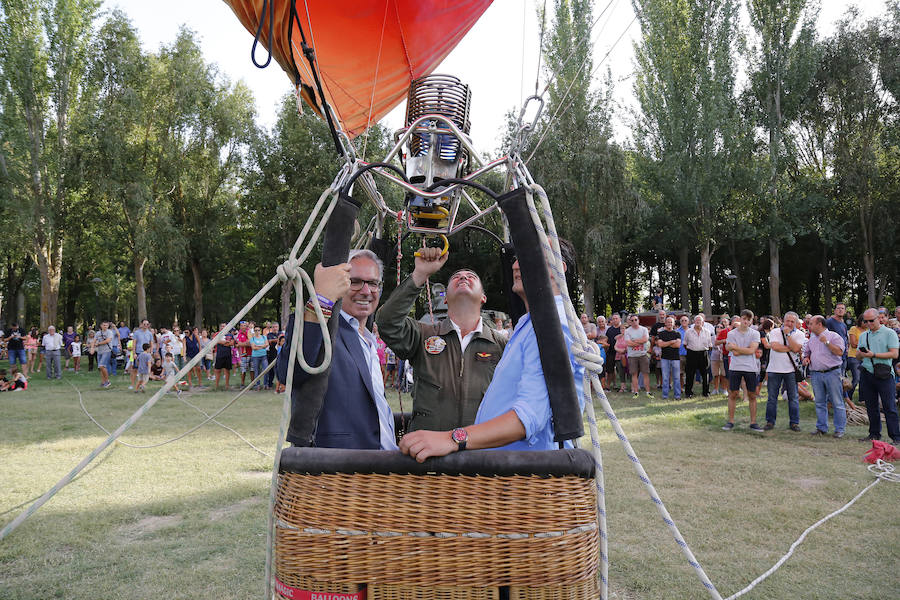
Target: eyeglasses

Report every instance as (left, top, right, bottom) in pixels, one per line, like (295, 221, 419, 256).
(862, 319, 876, 323)
(350, 278, 381, 291)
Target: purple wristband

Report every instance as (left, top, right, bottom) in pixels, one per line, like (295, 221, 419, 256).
(315, 294, 335, 309)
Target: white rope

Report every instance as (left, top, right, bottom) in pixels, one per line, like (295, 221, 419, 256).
(1, 183, 341, 544)
(524, 184, 720, 600)
(70, 370, 274, 457)
(724, 460, 897, 600)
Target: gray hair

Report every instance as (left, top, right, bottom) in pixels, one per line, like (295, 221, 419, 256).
(784, 311, 800, 321)
(348, 249, 384, 281)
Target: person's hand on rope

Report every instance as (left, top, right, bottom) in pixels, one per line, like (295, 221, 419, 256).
(399, 429, 457, 462)
(411, 246, 449, 287)
(313, 262, 351, 303)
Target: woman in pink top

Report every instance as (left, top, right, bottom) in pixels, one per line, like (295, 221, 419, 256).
(25, 328, 39, 375)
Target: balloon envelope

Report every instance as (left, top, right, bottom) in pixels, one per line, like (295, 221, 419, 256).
(222, 0, 493, 137)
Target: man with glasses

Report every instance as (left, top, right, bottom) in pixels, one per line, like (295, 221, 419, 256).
(856, 308, 900, 444)
(376, 247, 507, 433)
(764, 312, 805, 432)
(625, 314, 652, 399)
(277, 249, 398, 450)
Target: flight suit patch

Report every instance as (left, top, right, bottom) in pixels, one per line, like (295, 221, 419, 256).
(424, 336, 446, 354)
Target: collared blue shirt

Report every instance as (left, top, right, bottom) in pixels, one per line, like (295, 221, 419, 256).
(340, 311, 399, 451)
(676, 326, 688, 356)
(474, 296, 585, 451)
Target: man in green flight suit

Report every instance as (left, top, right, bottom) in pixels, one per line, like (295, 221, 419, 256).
(375, 246, 507, 432)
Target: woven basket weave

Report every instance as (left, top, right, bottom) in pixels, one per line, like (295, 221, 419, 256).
(274, 448, 599, 599)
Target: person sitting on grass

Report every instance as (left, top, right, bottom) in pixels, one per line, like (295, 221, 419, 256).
(135, 343, 153, 393)
(8, 367, 27, 391)
(149, 357, 164, 381)
(0, 369, 8, 391)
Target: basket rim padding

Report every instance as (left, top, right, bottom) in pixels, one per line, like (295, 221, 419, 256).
(279, 447, 595, 478)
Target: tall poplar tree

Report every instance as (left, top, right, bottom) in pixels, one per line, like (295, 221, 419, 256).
(0, 0, 99, 327)
(528, 0, 634, 316)
(632, 0, 742, 314)
(746, 0, 819, 316)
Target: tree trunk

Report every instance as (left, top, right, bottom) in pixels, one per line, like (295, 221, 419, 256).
(821, 247, 832, 315)
(678, 246, 690, 312)
(134, 254, 148, 322)
(16, 289, 25, 324)
(582, 269, 595, 318)
(700, 240, 713, 317)
(728, 241, 745, 312)
(768, 238, 780, 317)
(35, 241, 62, 329)
(280, 279, 293, 330)
(190, 257, 204, 328)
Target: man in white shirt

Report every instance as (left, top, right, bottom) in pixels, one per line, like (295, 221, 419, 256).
(683, 315, 713, 397)
(42, 326, 64, 379)
(764, 311, 806, 432)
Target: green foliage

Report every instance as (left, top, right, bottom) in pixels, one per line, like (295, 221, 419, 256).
(526, 0, 636, 314)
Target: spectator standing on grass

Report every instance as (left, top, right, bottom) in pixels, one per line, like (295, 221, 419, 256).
(676, 315, 689, 390)
(184, 327, 202, 388)
(132, 320, 155, 362)
(85, 330, 96, 372)
(62, 326, 76, 370)
(214, 324, 235, 391)
(4, 323, 27, 377)
(70, 335, 82, 373)
(25, 327, 39, 375)
(657, 316, 681, 400)
(265, 323, 280, 390)
(92, 321, 115, 388)
(581, 313, 598, 341)
(804, 315, 846, 438)
(856, 308, 900, 444)
(250, 326, 268, 390)
(625, 314, 652, 399)
(605, 313, 623, 392)
(42, 326, 64, 379)
(763, 312, 805, 432)
(825, 302, 849, 394)
(135, 343, 152, 393)
(846, 315, 864, 402)
(684, 314, 713, 397)
(722, 310, 763, 432)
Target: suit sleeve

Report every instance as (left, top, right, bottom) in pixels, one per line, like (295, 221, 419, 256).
(276, 312, 327, 387)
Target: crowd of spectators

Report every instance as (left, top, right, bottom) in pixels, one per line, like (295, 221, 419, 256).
(585, 304, 900, 442)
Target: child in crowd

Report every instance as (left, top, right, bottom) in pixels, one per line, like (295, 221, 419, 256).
(162, 352, 182, 391)
(149, 357, 164, 381)
(9, 367, 27, 391)
(135, 343, 152, 393)
(0, 369, 8, 391)
(70, 335, 82, 373)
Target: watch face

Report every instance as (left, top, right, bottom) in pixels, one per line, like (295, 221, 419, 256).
(451, 428, 468, 443)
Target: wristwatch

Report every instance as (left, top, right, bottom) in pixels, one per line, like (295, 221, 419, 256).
(450, 428, 468, 451)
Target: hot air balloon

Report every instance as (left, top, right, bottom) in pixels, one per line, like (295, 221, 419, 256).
(220, 3, 603, 599)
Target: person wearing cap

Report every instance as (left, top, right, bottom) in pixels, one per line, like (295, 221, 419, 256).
(375, 247, 507, 433)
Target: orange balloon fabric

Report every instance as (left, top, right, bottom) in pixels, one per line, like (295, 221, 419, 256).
(223, 0, 492, 137)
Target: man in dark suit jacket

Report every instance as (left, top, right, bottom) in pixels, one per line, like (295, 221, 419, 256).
(277, 250, 398, 450)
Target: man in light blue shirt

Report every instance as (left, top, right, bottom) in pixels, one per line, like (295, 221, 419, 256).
(399, 240, 584, 461)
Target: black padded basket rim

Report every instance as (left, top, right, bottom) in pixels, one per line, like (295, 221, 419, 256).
(279, 447, 595, 479)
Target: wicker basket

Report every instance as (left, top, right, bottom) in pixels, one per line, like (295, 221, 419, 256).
(274, 448, 599, 599)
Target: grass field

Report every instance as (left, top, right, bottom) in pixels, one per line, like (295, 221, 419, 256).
(1, 370, 897, 599)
